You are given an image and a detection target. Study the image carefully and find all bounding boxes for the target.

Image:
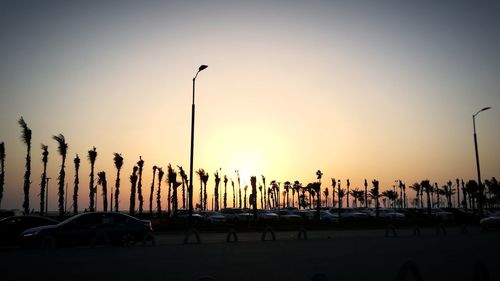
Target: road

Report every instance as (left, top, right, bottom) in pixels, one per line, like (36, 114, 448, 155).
(0, 226, 497, 281)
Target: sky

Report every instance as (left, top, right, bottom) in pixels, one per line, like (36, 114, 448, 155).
(1, 0, 499, 211)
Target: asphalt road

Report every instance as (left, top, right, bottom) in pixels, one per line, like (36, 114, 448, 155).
(0, 226, 497, 281)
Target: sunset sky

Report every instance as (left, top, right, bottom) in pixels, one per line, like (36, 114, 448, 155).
(1, 0, 499, 211)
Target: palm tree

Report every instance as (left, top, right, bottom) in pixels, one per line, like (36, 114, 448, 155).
(364, 179, 368, 208)
(381, 190, 398, 208)
(113, 153, 124, 212)
(172, 181, 181, 216)
(73, 154, 80, 215)
(156, 167, 164, 215)
(323, 188, 329, 207)
(338, 188, 346, 208)
(87, 147, 97, 212)
(202, 173, 209, 210)
(456, 178, 461, 209)
(196, 169, 206, 210)
(465, 180, 479, 211)
(294, 181, 301, 209)
(331, 178, 336, 208)
(337, 179, 342, 209)
(370, 179, 380, 218)
(346, 179, 350, 208)
(167, 164, 176, 214)
(129, 166, 138, 215)
(461, 179, 467, 209)
(19, 117, 32, 214)
(53, 134, 68, 217)
(421, 180, 432, 215)
(97, 171, 108, 211)
(409, 182, 422, 208)
(350, 188, 364, 207)
(309, 182, 321, 219)
(137, 157, 145, 214)
(284, 181, 291, 207)
(250, 176, 257, 218)
(149, 165, 157, 214)
(223, 175, 228, 209)
(243, 185, 248, 209)
(236, 171, 241, 208)
(231, 179, 236, 208)
(262, 175, 266, 209)
(40, 144, 49, 216)
(214, 171, 221, 211)
(0, 142, 5, 208)
(178, 165, 187, 209)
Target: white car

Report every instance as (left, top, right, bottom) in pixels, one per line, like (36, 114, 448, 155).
(257, 210, 279, 221)
(202, 212, 227, 224)
(431, 208, 454, 221)
(330, 208, 369, 221)
(378, 209, 406, 221)
(480, 211, 500, 229)
(317, 210, 339, 222)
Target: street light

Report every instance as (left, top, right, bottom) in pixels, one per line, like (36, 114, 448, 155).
(473, 106, 490, 216)
(188, 65, 208, 224)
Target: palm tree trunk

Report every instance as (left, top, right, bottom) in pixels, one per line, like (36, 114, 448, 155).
(115, 169, 121, 212)
(89, 164, 95, 212)
(0, 142, 5, 209)
(57, 155, 66, 217)
(149, 170, 156, 215)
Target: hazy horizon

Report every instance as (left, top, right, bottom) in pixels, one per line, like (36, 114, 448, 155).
(1, 0, 499, 211)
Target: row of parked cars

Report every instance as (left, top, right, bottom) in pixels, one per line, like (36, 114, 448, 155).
(179, 207, 497, 224)
(176, 207, 415, 224)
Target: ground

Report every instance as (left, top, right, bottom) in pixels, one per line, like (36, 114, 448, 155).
(0, 226, 497, 281)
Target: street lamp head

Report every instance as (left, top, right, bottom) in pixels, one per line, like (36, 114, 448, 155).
(198, 65, 208, 71)
(475, 106, 491, 116)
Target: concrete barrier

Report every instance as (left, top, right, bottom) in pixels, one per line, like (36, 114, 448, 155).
(183, 228, 201, 244)
(261, 226, 276, 241)
(226, 228, 238, 243)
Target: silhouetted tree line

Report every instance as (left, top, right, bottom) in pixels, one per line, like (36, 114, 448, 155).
(1, 117, 499, 217)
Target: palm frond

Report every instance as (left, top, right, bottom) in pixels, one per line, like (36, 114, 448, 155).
(18, 117, 32, 145)
(0, 142, 5, 160)
(52, 134, 68, 156)
(113, 153, 124, 169)
(87, 147, 97, 163)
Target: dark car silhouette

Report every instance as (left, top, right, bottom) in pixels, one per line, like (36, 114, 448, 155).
(21, 212, 154, 248)
(0, 216, 59, 246)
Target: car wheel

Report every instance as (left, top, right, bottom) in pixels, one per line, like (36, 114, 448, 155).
(40, 235, 57, 249)
(142, 232, 156, 247)
(121, 233, 136, 247)
(91, 231, 111, 248)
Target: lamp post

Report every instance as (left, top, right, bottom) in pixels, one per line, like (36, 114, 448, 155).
(188, 65, 208, 224)
(473, 106, 490, 216)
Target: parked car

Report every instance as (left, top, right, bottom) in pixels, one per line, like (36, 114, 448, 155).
(431, 208, 454, 221)
(257, 210, 279, 222)
(275, 209, 302, 221)
(330, 208, 369, 221)
(220, 208, 252, 222)
(480, 211, 500, 230)
(297, 210, 314, 220)
(377, 209, 406, 221)
(21, 212, 154, 248)
(175, 209, 204, 224)
(317, 210, 339, 223)
(0, 216, 59, 246)
(201, 211, 227, 224)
